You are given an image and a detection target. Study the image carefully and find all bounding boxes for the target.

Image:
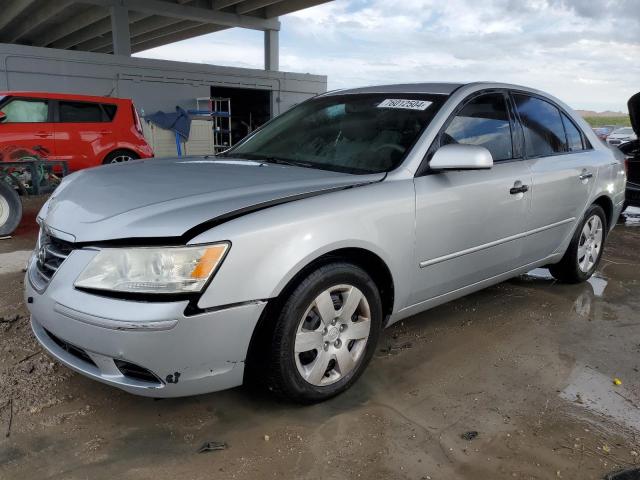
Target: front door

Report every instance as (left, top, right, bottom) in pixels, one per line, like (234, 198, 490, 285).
(0, 97, 56, 161)
(410, 92, 532, 306)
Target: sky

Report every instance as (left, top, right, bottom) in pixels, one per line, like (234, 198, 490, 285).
(137, 0, 640, 112)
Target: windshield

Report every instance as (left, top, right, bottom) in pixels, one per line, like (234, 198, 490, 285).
(222, 93, 446, 174)
(615, 127, 633, 134)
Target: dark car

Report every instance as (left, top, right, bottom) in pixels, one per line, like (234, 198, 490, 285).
(619, 92, 640, 209)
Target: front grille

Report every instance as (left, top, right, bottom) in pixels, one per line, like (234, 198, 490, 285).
(44, 328, 97, 368)
(29, 230, 75, 291)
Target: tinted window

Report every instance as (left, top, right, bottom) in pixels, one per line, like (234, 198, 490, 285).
(0, 99, 48, 123)
(442, 93, 513, 161)
(561, 113, 584, 151)
(102, 104, 117, 121)
(225, 93, 446, 174)
(59, 101, 105, 123)
(514, 94, 567, 156)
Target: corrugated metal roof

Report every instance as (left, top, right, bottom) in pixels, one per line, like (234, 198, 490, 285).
(0, 0, 330, 54)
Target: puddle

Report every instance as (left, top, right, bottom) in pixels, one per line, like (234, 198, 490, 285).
(560, 364, 640, 432)
(525, 267, 555, 280)
(0, 250, 32, 275)
(524, 268, 608, 296)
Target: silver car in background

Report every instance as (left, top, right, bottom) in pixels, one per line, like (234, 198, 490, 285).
(607, 126, 637, 146)
(25, 82, 626, 403)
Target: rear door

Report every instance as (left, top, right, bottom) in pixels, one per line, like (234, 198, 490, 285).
(512, 92, 598, 263)
(410, 91, 532, 305)
(53, 100, 116, 171)
(0, 96, 56, 161)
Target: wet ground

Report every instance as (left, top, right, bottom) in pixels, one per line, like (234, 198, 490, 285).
(1, 199, 639, 480)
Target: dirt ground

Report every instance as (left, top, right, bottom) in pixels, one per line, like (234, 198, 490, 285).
(1, 197, 639, 480)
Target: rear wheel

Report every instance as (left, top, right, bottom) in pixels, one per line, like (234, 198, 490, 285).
(549, 204, 606, 283)
(102, 150, 139, 165)
(265, 262, 382, 403)
(0, 180, 22, 236)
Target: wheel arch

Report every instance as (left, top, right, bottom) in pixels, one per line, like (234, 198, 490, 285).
(243, 246, 396, 384)
(592, 194, 614, 230)
(102, 148, 140, 164)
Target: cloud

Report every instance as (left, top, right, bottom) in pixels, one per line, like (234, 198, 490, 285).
(137, 0, 640, 111)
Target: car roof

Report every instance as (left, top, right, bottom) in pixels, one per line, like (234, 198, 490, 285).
(321, 81, 556, 98)
(323, 82, 466, 96)
(0, 91, 130, 103)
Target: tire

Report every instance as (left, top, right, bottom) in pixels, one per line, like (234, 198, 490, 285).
(265, 262, 383, 404)
(102, 150, 139, 165)
(0, 180, 22, 236)
(549, 204, 607, 283)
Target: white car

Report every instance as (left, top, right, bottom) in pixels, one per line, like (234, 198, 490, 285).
(607, 127, 637, 146)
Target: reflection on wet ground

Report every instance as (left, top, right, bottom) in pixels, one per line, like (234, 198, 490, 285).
(560, 364, 640, 433)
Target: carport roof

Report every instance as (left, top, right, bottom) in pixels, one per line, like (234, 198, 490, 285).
(0, 0, 330, 55)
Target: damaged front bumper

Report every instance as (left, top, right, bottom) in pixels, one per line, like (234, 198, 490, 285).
(25, 249, 265, 397)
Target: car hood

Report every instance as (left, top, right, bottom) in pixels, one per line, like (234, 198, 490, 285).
(40, 157, 384, 243)
(629, 92, 640, 136)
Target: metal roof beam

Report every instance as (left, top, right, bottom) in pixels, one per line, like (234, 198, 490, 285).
(50, 11, 146, 49)
(0, 0, 73, 43)
(35, 7, 110, 47)
(130, 23, 227, 53)
(212, 0, 244, 9)
(264, 0, 330, 17)
(77, 15, 187, 51)
(235, 0, 282, 15)
(81, 0, 280, 30)
(0, 0, 39, 32)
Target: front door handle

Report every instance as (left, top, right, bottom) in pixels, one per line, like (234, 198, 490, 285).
(510, 184, 529, 195)
(579, 171, 593, 180)
(35, 131, 50, 138)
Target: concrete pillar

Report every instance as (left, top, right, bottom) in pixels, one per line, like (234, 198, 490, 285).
(264, 28, 279, 71)
(110, 4, 131, 56)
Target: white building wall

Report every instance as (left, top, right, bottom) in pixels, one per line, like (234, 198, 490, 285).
(0, 44, 327, 117)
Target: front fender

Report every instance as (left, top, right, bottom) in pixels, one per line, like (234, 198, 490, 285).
(191, 179, 416, 313)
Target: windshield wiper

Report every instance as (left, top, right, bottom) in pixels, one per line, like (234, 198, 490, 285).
(219, 152, 314, 169)
(258, 157, 315, 168)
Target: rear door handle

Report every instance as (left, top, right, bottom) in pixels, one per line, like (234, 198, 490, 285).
(510, 184, 529, 195)
(35, 131, 50, 138)
(579, 172, 593, 180)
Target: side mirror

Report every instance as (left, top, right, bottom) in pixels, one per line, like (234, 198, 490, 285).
(0, 112, 6, 124)
(430, 144, 493, 170)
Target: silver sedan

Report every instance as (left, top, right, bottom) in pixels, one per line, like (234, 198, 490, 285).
(25, 82, 626, 403)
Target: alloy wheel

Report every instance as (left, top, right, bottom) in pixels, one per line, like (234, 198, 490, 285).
(294, 284, 371, 386)
(578, 215, 603, 273)
(110, 154, 134, 163)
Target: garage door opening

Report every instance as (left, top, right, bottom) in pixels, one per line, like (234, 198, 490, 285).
(210, 86, 271, 146)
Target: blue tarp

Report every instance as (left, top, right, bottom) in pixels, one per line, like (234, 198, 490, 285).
(145, 106, 191, 140)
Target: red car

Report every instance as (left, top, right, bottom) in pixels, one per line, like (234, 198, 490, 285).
(0, 92, 153, 171)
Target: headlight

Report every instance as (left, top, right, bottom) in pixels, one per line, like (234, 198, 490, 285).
(74, 243, 229, 294)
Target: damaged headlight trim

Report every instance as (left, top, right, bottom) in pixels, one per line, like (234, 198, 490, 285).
(74, 242, 230, 294)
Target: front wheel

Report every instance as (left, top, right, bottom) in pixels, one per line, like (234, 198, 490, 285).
(266, 262, 383, 403)
(549, 204, 607, 283)
(0, 180, 22, 237)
